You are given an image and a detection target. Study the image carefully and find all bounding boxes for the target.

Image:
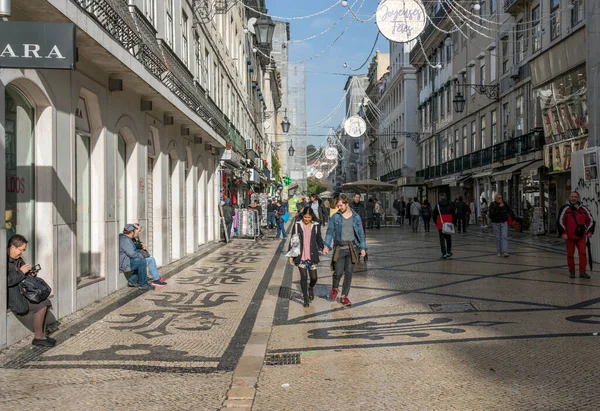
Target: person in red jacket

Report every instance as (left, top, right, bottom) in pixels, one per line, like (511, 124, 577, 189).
(557, 191, 595, 278)
(432, 192, 456, 259)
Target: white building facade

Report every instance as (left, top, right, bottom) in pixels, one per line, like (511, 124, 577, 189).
(0, 0, 278, 348)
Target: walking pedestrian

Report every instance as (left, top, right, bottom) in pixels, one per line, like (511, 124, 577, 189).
(558, 191, 595, 278)
(267, 199, 277, 229)
(222, 198, 235, 239)
(321, 199, 330, 226)
(288, 208, 324, 307)
(432, 193, 455, 259)
(310, 194, 321, 223)
(393, 196, 406, 225)
(488, 193, 515, 257)
(410, 198, 422, 232)
(374, 199, 382, 229)
(456, 196, 468, 233)
(421, 199, 432, 232)
(323, 194, 367, 307)
(405, 198, 413, 226)
(366, 198, 375, 229)
(480, 198, 489, 227)
(275, 201, 287, 239)
(351, 193, 367, 235)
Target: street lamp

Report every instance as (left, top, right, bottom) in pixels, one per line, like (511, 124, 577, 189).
(288, 145, 295, 157)
(453, 91, 466, 113)
(391, 136, 399, 150)
(281, 108, 291, 133)
(253, 12, 276, 53)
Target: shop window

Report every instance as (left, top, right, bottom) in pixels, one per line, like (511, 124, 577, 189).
(4, 86, 35, 258)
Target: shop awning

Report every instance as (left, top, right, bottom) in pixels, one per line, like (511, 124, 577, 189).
(521, 160, 544, 176)
(441, 173, 461, 185)
(397, 176, 425, 187)
(472, 169, 493, 179)
(492, 161, 535, 181)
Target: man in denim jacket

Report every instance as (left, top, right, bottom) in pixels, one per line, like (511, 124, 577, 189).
(323, 194, 367, 306)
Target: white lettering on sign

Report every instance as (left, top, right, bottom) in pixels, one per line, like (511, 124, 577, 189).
(0, 44, 17, 58)
(376, 0, 426, 43)
(0, 44, 67, 59)
(23, 44, 41, 58)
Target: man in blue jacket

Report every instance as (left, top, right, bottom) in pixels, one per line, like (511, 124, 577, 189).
(119, 224, 154, 291)
(323, 194, 367, 306)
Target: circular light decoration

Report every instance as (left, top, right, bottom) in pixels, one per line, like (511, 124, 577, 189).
(376, 0, 426, 43)
(325, 147, 338, 160)
(343, 116, 367, 138)
(315, 171, 324, 179)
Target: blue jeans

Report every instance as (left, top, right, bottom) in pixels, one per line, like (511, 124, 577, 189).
(129, 257, 148, 286)
(226, 222, 233, 239)
(267, 212, 275, 228)
(276, 221, 286, 238)
(492, 222, 508, 254)
(146, 256, 160, 281)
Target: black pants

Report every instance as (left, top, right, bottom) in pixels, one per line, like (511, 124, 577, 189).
(438, 230, 452, 255)
(457, 217, 467, 232)
(422, 216, 431, 231)
(332, 248, 354, 297)
(298, 267, 318, 299)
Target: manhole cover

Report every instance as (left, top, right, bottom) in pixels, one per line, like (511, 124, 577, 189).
(429, 303, 477, 313)
(278, 286, 293, 299)
(264, 353, 301, 366)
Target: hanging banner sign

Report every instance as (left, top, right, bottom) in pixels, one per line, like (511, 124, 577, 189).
(376, 0, 426, 43)
(344, 116, 367, 138)
(325, 147, 338, 160)
(0, 22, 76, 70)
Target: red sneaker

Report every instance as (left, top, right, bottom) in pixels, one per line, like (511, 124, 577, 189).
(329, 288, 338, 301)
(340, 296, 352, 306)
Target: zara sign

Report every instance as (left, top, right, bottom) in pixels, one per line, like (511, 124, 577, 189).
(0, 21, 76, 70)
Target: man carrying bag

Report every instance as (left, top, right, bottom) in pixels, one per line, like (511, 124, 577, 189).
(432, 193, 455, 259)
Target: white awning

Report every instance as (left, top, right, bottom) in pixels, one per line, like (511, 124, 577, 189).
(521, 159, 545, 175)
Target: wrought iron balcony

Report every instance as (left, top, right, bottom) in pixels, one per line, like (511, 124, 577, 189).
(380, 168, 402, 183)
(76, 0, 141, 50)
(419, 129, 544, 181)
(129, 6, 167, 79)
(504, 0, 528, 15)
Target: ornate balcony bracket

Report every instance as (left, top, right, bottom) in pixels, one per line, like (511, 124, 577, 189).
(192, 0, 236, 25)
(454, 78, 500, 100)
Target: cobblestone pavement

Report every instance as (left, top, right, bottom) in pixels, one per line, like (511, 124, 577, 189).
(254, 225, 600, 411)
(0, 236, 284, 411)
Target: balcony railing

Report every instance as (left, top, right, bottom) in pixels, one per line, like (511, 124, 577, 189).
(130, 6, 167, 79)
(419, 129, 544, 180)
(77, 0, 141, 50)
(380, 168, 402, 183)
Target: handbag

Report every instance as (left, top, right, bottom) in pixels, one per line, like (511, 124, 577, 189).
(20, 275, 52, 304)
(286, 233, 301, 257)
(571, 212, 586, 237)
(438, 205, 455, 234)
(281, 211, 290, 223)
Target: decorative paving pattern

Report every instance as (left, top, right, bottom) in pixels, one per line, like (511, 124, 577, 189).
(255, 227, 600, 410)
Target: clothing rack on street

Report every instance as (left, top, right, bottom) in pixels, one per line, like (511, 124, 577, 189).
(236, 208, 260, 240)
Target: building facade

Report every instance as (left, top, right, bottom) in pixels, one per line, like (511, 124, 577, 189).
(0, 0, 281, 348)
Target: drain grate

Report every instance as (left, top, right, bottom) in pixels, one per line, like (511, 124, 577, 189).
(264, 353, 301, 366)
(278, 286, 293, 299)
(429, 303, 477, 313)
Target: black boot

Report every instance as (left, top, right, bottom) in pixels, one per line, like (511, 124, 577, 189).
(303, 296, 310, 307)
(309, 287, 314, 301)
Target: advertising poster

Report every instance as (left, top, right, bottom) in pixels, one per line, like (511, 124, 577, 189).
(583, 149, 598, 182)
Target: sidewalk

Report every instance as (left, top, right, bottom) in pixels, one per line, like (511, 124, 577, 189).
(0, 236, 286, 410)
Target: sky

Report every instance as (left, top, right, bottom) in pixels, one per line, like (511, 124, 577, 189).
(268, 0, 389, 147)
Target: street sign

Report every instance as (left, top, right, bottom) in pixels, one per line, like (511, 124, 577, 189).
(0, 21, 76, 70)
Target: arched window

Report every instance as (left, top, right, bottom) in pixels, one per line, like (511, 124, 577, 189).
(5, 86, 35, 259)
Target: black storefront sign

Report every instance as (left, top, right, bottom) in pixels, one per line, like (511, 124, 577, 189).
(0, 22, 76, 70)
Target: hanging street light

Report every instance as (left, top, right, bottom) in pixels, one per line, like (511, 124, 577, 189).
(288, 145, 295, 157)
(253, 12, 276, 53)
(391, 136, 399, 150)
(281, 108, 291, 133)
(453, 91, 466, 113)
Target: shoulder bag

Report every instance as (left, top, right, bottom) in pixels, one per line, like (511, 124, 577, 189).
(438, 205, 455, 234)
(571, 211, 586, 237)
(20, 275, 52, 304)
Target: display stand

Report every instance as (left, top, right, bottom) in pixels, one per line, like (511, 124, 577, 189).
(236, 208, 260, 240)
(529, 206, 545, 236)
